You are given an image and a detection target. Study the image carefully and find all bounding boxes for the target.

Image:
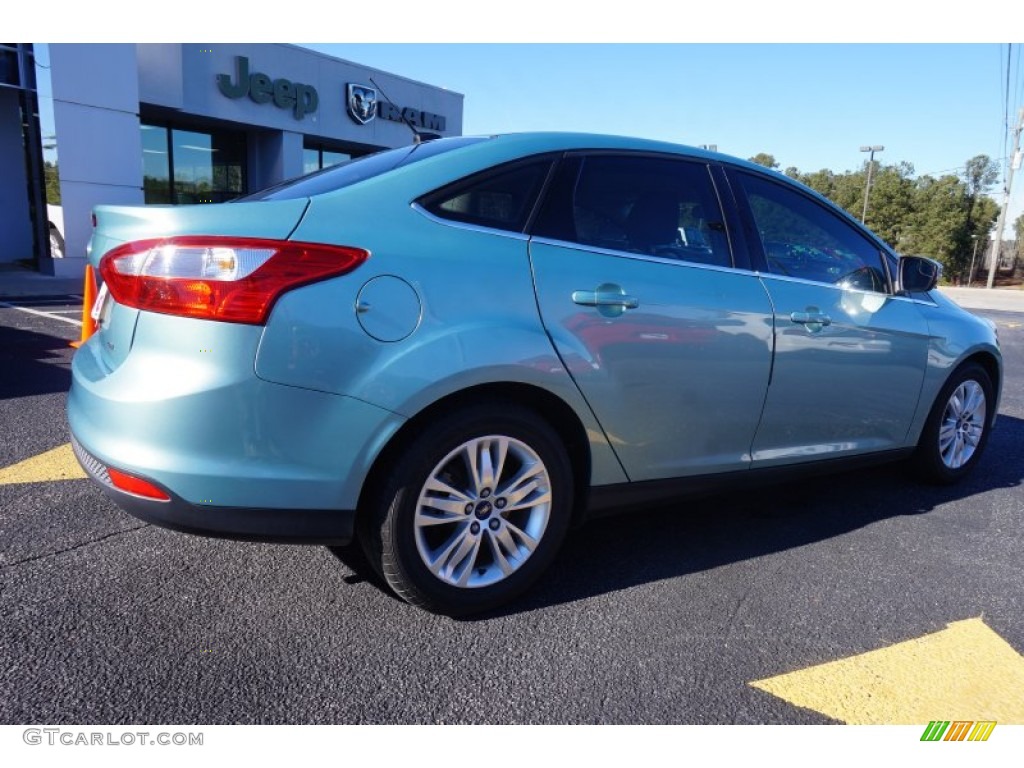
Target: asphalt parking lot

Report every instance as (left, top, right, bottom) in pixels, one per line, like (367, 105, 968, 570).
(1, 294, 1022, 725)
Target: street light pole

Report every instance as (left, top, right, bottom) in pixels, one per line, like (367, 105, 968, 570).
(860, 145, 884, 224)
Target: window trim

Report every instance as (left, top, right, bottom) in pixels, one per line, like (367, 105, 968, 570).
(529, 235, 758, 276)
(410, 202, 531, 241)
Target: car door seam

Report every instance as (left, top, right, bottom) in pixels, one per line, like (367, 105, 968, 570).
(525, 237, 632, 482)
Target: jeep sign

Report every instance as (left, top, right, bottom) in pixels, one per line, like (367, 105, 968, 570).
(217, 56, 318, 120)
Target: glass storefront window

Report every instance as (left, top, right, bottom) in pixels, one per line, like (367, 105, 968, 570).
(33, 44, 59, 207)
(303, 143, 351, 175)
(140, 123, 246, 204)
(303, 147, 319, 175)
(172, 129, 214, 204)
(141, 124, 171, 204)
(0, 46, 21, 86)
(322, 150, 349, 169)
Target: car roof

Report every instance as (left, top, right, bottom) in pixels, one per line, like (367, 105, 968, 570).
(478, 131, 775, 175)
(463, 132, 891, 255)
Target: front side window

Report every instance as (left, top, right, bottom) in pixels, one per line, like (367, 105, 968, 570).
(533, 154, 732, 268)
(738, 172, 889, 292)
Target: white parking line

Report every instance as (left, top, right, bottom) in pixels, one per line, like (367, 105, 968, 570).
(0, 301, 83, 326)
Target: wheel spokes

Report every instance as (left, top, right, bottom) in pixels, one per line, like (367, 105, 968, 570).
(939, 420, 957, 453)
(938, 379, 987, 470)
(499, 462, 545, 503)
(462, 437, 510, 494)
(414, 434, 552, 589)
(424, 476, 472, 504)
(429, 525, 480, 583)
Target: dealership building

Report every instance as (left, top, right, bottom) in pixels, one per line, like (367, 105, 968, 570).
(0, 43, 464, 278)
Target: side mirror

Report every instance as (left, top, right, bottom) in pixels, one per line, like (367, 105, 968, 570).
(898, 255, 942, 294)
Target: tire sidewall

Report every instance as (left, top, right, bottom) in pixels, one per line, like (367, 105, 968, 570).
(916, 363, 994, 484)
(375, 405, 573, 616)
(49, 228, 65, 259)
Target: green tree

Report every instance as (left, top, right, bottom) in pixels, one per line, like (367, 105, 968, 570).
(962, 154, 999, 199)
(1015, 213, 1024, 258)
(860, 162, 915, 247)
(44, 161, 60, 205)
(829, 169, 868, 221)
(748, 153, 779, 170)
(796, 169, 836, 199)
(900, 174, 968, 269)
(959, 155, 1000, 269)
(747, 153, 1001, 279)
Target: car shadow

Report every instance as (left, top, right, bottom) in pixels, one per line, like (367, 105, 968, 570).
(333, 413, 1024, 620)
(0, 322, 75, 400)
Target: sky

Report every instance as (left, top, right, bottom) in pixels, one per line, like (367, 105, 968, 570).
(306, 43, 1024, 237)
(13, 2, 1024, 237)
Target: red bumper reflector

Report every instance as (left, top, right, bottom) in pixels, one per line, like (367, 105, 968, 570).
(108, 468, 171, 501)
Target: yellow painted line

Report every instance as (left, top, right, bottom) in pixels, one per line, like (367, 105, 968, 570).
(750, 618, 1024, 724)
(0, 443, 87, 486)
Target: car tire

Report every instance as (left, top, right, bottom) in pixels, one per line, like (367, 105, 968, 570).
(360, 404, 573, 616)
(913, 362, 994, 485)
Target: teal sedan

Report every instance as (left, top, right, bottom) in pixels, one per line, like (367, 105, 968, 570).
(68, 133, 1002, 615)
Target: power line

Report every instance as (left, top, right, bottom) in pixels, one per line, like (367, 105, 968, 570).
(998, 44, 1007, 161)
(1003, 44, 1013, 187)
(1006, 44, 1012, 128)
(1016, 43, 1024, 123)
(917, 154, 1015, 181)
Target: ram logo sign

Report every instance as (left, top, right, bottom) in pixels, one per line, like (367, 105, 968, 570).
(347, 84, 377, 125)
(345, 83, 446, 132)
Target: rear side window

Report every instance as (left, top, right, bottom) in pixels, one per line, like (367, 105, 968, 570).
(418, 158, 554, 233)
(533, 154, 732, 267)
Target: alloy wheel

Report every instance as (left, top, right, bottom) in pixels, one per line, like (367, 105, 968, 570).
(413, 435, 552, 588)
(938, 380, 986, 470)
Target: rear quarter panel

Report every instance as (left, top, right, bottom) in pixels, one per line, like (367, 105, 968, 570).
(256, 184, 628, 487)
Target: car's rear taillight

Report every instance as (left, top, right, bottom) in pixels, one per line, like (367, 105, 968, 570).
(99, 237, 368, 324)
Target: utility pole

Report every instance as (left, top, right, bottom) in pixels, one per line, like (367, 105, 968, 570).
(987, 107, 1024, 289)
(967, 235, 980, 286)
(860, 145, 884, 224)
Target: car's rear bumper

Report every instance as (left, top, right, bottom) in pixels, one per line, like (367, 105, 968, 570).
(71, 434, 355, 544)
(67, 311, 408, 543)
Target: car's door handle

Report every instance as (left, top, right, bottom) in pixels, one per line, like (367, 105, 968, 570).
(790, 311, 832, 326)
(571, 290, 640, 310)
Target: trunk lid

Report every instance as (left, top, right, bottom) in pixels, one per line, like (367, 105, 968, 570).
(85, 198, 309, 371)
(87, 198, 310, 268)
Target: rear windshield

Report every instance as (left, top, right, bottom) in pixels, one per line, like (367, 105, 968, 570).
(237, 136, 489, 201)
